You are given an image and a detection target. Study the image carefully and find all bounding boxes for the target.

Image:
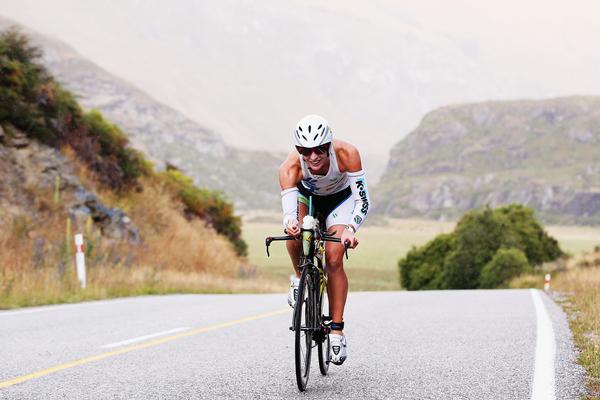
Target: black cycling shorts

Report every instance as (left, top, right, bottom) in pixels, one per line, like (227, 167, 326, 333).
(296, 182, 352, 226)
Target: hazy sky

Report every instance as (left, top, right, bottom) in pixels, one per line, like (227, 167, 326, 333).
(1, 0, 599, 160)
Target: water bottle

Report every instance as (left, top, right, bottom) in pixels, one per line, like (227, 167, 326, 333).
(302, 215, 315, 255)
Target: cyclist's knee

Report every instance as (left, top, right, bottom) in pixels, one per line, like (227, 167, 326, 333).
(327, 262, 344, 275)
(326, 250, 344, 273)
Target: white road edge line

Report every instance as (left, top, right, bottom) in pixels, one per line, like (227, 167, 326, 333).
(100, 327, 191, 349)
(530, 289, 556, 400)
(0, 303, 89, 317)
(0, 297, 162, 318)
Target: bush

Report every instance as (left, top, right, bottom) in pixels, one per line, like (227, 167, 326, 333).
(398, 204, 563, 290)
(494, 204, 563, 265)
(0, 28, 41, 64)
(84, 110, 152, 188)
(158, 169, 247, 256)
(479, 248, 531, 288)
(399, 233, 453, 290)
(443, 207, 512, 289)
(0, 29, 50, 141)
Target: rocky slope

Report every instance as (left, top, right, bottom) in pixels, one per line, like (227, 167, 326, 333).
(0, 127, 139, 243)
(376, 96, 600, 224)
(0, 17, 282, 210)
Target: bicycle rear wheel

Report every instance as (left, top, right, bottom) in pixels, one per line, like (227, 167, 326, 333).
(294, 267, 313, 391)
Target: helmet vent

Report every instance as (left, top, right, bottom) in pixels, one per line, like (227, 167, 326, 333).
(318, 124, 322, 130)
(296, 131, 300, 139)
(313, 134, 318, 140)
(308, 125, 312, 133)
(302, 135, 307, 141)
(298, 126, 303, 132)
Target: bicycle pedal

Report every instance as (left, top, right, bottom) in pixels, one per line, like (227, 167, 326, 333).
(289, 326, 294, 331)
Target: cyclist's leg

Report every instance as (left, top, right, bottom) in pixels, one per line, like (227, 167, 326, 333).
(324, 225, 348, 334)
(323, 194, 354, 335)
(286, 198, 308, 278)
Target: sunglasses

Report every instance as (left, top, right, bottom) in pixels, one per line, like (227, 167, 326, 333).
(296, 143, 330, 156)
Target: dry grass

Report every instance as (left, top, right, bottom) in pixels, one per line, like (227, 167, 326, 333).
(0, 266, 283, 308)
(0, 158, 278, 309)
(507, 273, 546, 289)
(124, 179, 241, 276)
(552, 249, 600, 399)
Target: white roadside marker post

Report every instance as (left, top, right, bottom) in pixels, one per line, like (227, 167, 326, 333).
(544, 273, 551, 292)
(74, 234, 86, 289)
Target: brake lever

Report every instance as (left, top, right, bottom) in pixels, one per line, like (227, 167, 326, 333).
(265, 237, 272, 257)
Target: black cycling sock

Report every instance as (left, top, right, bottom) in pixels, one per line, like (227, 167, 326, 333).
(330, 321, 344, 331)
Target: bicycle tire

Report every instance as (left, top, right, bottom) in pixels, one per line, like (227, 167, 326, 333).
(317, 281, 330, 376)
(294, 266, 312, 391)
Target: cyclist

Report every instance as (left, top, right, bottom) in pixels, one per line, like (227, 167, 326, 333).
(279, 114, 371, 366)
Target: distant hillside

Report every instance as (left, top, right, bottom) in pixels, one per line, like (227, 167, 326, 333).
(4, 1, 600, 180)
(376, 96, 600, 224)
(0, 16, 282, 210)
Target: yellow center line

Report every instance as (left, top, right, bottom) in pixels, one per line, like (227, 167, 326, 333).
(0, 308, 290, 389)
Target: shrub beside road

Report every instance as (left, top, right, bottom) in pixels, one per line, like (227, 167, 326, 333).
(399, 204, 563, 290)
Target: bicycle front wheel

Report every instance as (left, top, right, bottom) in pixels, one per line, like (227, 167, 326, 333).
(317, 282, 330, 376)
(294, 267, 313, 391)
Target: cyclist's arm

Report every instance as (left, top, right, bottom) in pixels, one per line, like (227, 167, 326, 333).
(337, 142, 370, 232)
(279, 151, 302, 230)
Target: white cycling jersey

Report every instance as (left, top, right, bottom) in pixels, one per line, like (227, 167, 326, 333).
(299, 142, 349, 196)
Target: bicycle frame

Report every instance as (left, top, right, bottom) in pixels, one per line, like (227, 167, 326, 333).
(265, 224, 335, 331)
(265, 220, 348, 332)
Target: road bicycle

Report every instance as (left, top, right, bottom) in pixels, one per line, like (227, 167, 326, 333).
(265, 197, 348, 391)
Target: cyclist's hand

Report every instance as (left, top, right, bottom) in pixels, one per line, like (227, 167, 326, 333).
(285, 219, 300, 237)
(341, 228, 359, 249)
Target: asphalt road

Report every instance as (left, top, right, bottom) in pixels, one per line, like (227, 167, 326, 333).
(0, 290, 585, 399)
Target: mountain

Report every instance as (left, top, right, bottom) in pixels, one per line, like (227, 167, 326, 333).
(0, 16, 282, 210)
(5, 1, 600, 184)
(375, 96, 600, 224)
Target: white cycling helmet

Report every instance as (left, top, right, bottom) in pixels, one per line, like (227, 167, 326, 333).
(294, 114, 332, 148)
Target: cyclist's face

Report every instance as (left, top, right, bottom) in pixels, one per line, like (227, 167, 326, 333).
(296, 144, 330, 172)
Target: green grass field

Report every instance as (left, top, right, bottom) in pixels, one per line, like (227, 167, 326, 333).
(242, 216, 600, 292)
